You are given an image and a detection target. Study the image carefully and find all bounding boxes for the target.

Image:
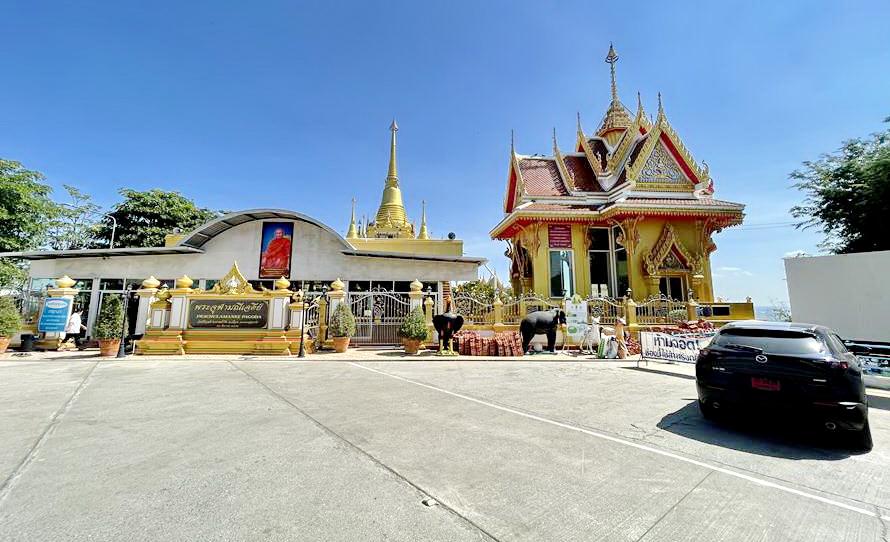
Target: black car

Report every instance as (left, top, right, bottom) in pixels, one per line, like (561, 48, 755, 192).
(695, 320, 871, 451)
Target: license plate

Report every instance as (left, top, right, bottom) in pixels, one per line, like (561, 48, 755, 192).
(751, 377, 780, 391)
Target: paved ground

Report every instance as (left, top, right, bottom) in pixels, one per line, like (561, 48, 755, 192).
(1, 358, 888, 541)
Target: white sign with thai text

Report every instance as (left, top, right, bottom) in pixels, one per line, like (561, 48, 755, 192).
(640, 332, 711, 364)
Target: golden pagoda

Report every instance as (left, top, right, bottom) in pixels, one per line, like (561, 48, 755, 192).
(346, 121, 464, 258)
(365, 120, 414, 239)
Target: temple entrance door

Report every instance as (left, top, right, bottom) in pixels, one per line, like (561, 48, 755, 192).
(347, 288, 413, 345)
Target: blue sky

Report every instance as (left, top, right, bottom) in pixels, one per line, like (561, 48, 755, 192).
(2, 1, 889, 305)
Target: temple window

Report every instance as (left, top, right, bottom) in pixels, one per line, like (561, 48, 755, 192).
(549, 250, 575, 298)
(586, 227, 629, 298)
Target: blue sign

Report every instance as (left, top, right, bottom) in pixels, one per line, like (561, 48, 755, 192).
(38, 298, 73, 332)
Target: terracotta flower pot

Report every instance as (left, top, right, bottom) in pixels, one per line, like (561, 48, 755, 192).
(98, 339, 121, 357)
(403, 339, 422, 355)
(332, 336, 350, 353)
(0, 337, 9, 354)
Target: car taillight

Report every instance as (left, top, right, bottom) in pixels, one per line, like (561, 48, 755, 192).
(828, 361, 848, 370)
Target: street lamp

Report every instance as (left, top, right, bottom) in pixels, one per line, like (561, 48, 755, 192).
(116, 285, 133, 358)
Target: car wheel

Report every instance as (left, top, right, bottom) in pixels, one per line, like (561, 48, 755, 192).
(846, 421, 873, 452)
(698, 400, 723, 422)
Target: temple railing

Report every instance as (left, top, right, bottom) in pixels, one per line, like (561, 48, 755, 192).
(635, 294, 688, 325)
(452, 295, 496, 325)
(587, 297, 625, 325)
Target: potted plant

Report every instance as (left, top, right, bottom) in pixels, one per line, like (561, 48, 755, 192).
(398, 306, 428, 355)
(328, 302, 356, 353)
(0, 297, 22, 354)
(94, 294, 125, 357)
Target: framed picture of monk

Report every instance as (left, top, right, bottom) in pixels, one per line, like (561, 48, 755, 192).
(258, 222, 294, 279)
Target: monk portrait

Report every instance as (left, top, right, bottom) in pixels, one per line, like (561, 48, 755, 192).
(260, 225, 292, 276)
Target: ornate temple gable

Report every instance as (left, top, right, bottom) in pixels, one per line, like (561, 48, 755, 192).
(622, 97, 711, 194)
(642, 223, 699, 276)
(636, 140, 693, 189)
(503, 153, 525, 213)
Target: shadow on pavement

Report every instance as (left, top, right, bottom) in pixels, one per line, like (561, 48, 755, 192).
(657, 401, 856, 460)
(629, 366, 890, 412)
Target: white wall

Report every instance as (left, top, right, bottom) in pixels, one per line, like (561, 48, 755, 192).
(28, 219, 480, 283)
(784, 251, 890, 342)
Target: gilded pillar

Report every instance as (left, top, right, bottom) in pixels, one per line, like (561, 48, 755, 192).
(134, 276, 160, 335)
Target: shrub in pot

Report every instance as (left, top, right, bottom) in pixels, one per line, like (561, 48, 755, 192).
(329, 302, 356, 353)
(0, 297, 22, 354)
(94, 294, 126, 356)
(398, 306, 428, 354)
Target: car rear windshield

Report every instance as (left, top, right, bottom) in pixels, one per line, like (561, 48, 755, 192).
(712, 328, 826, 356)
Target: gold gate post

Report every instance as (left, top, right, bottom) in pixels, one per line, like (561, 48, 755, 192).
(493, 297, 505, 333)
(423, 295, 434, 346)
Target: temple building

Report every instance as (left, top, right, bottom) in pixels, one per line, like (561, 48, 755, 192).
(3, 121, 481, 341)
(491, 44, 746, 302)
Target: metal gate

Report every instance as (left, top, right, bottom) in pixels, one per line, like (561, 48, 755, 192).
(348, 288, 413, 345)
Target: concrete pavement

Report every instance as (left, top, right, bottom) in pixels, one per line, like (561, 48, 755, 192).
(1, 358, 888, 541)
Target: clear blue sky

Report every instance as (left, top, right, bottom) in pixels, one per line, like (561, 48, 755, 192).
(2, 1, 889, 305)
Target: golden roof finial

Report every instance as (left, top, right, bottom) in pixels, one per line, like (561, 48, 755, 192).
(597, 43, 632, 142)
(346, 197, 358, 239)
(417, 200, 430, 240)
(576, 112, 583, 135)
(552, 126, 559, 153)
(657, 92, 665, 120)
(510, 129, 515, 155)
(605, 42, 619, 102)
(635, 91, 647, 122)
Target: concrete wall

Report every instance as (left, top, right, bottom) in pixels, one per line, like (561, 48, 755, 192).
(784, 251, 890, 342)
(28, 219, 479, 283)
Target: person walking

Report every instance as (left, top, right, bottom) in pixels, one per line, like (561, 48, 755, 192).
(65, 307, 87, 350)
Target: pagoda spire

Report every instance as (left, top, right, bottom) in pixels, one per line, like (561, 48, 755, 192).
(417, 200, 430, 240)
(368, 119, 412, 238)
(386, 118, 399, 185)
(597, 43, 633, 145)
(346, 197, 358, 239)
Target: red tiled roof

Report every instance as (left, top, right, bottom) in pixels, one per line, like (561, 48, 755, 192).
(563, 155, 603, 192)
(517, 158, 568, 196)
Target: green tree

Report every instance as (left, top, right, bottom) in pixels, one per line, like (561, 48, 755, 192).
(0, 158, 60, 292)
(93, 189, 221, 248)
(47, 185, 102, 250)
(0, 159, 58, 252)
(790, 118, 890, 253)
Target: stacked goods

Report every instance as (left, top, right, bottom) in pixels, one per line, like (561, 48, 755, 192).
(454, 331, 524, 356)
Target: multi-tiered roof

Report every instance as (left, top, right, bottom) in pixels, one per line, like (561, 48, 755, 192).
(491, 44, 744, 239)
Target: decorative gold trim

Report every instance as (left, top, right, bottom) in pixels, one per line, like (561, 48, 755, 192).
(205, 262, 261, 296)
(642, 223, 696, 276)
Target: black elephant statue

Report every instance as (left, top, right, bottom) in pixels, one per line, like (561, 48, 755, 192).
(520, 308, 567, 353)
(433, 296, 464, 356)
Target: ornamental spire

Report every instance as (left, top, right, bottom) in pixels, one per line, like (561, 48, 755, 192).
(417, 200, 430, 240)
(606, 42, 619, 102)
(597, 43, 632, 144)
(387, 118, 399, 185)
(346, 197, 358, 239)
